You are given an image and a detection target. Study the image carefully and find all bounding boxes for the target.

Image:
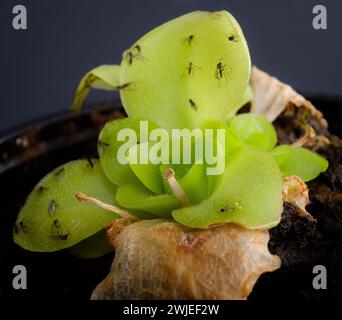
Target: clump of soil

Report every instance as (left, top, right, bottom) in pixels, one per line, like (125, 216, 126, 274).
(251, 109, 342, 299)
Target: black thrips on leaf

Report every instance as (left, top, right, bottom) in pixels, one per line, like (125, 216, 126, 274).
(116, 83, 131, 90)
(98, 140, 110, 148)
(189, 99, 198, 111)
(55, 167, 65, 177)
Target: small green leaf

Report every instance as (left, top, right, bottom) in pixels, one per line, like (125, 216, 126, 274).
(178, 163, 208, 204)
(115, 182, 179, 218)
(271, 145, 329, 182)
(229, 114, 277, 150)
(98, 118, 159, 186)
(172, 147, 283, 229)
(127, 142, 165, 194)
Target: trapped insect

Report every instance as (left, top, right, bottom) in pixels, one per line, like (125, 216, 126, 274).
(228, 32, 239, 42)
(189, 98, 198, 111)
(186, 34, 194, 45)
(125, 45, 142, 65)
(215, 59, 232, 80)
(116, 83, 131, 90)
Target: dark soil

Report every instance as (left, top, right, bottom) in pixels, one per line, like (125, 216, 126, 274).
(250, 102, 342, 300)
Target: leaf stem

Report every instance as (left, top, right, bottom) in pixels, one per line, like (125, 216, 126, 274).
(163, 168, 190, 207)
(75, 192, 136, 220)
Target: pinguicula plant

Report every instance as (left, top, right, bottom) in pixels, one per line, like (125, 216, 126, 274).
(13, 11, 328, 257)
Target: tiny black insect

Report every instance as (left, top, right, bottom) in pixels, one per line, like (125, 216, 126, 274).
(127, 51, 134, 65)
(187, 62, 194, 75)
(189, 99, 197, 111)
(228, 33, 239, 42)
(116, 83, 131, 90)
(52, 220, 69, 241)
(98, 140, 110, 148)
(184, 62, 201, 78)
(220, 205, 231, 213)
(36, 186, 45, 195)
(18, 220, 28, 233)
(55, 167, 65, 177)
(187, 34, 194, 45)
(86, 158, 94, 169)
(126, 45, 142, 65)
(216, 61, 224, 79)
(134, 44, 141, 52)
(215, 59, 231, 80)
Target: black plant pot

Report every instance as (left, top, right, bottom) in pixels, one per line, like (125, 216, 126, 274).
(0, 96, 341, 300)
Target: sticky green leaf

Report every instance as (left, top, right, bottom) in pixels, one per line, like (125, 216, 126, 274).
(14, 159, 118, 252)
(271, 145, 329, 182)
(98, 118, 159, 186)
(115, 182, 179, 219)
(172, 147, 283, 229)
(229, 114, 277, 150)
(120, 11, 251, 129)
(127, 142, 165, 194)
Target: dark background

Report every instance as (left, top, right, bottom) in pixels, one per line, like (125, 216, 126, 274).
(0, 0, 341, 133)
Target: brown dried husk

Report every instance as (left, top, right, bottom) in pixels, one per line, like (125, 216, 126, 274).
(92, 219, 280, 300)
(282, 176, 312, 219)
(250, 66, 328, 128)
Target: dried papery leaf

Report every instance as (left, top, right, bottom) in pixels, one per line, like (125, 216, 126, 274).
(250, 66, 328, 127)
(92, 220, 280, 300)
(282, 176, 312, 219)
(291, 126, 330, 151)
(292, 127, 316, 147)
